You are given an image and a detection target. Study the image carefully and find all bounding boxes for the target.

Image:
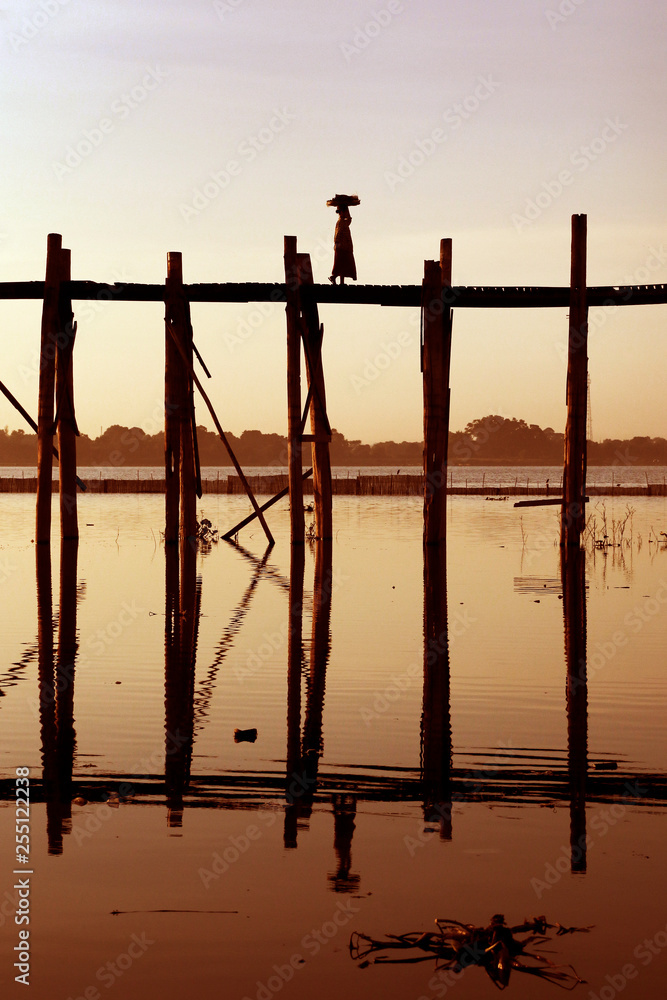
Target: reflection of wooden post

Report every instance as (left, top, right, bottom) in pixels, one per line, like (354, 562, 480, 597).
(423, 239, 452, 546)
(284, 236, 304, 545)
(164, 538, 200, 828)
(561, 215, 588, 548)
(328, 795, 360, 893)
(36, 234, 62, 544)
(300, 539, 333, 812)
(56, 248, 79, 540)
(562, 546, 588, 872)
(36, 544, 59, 851)
(422, 543, 452, 839)
(285, 545, 305, 848)
(297, 254, 332, 540)
(56, 538, 78, 842)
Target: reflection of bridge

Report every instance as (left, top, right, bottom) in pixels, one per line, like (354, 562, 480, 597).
(3, 529, 665, 881)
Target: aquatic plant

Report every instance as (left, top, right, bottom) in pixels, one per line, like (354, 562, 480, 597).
(350, 913, 590, 990)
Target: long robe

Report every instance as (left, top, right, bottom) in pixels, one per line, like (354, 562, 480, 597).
(332, 217, 356, 281)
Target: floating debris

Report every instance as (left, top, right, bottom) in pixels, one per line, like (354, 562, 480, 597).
(350, 913, 590, 990)
(234, 727, 257, 743)
(196, 517, 218, 547)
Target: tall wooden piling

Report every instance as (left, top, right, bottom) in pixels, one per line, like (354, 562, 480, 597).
(168, 252, 198, 545)
(422, 239, 452, 546)
(36, 234, 62, 544)
(284, 236, 304, 545)
(561, 214, 588, 548)
(164, 253, 183, 545)
(56, 248, 79, 540)
(297, 253, 332, 540)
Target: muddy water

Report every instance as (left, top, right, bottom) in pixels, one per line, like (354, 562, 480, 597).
(1, 493, 666, 998)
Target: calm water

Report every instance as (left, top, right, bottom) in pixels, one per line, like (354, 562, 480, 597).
(2, 464, 666, 488)
(1, 493, 666, 998)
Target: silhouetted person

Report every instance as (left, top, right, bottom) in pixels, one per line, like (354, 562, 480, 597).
(329, 207, 356, 285)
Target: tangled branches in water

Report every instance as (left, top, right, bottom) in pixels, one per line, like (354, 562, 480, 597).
(195, 517, 218, 551)
(350, 913, 592, 990)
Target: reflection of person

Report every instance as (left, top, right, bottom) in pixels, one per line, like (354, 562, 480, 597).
(329, 207, 357, 284)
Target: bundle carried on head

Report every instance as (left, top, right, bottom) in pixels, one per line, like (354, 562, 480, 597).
(326, 193, 361, 208)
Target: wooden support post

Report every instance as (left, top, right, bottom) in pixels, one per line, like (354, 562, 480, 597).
(284, 236, 304, 545)
(164, 253, 183, 544)
(422, 239, 452, 546)
(222, 468, 312, 540)
(561, 215, 588, 548)
(297, 253, 333, 540)
(36, 233, 62, 544)
(166, 252, 197, 545)
(440, 238, 453, 470)
(56, 248, 79, 540)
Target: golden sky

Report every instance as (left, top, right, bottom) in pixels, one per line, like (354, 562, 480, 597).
(1, 0, 665, 444)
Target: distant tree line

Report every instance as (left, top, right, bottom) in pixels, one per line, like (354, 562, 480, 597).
(1, 416, 666, 466)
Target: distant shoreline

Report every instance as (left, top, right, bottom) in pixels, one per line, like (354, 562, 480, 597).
(2, 473, 666, 498)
